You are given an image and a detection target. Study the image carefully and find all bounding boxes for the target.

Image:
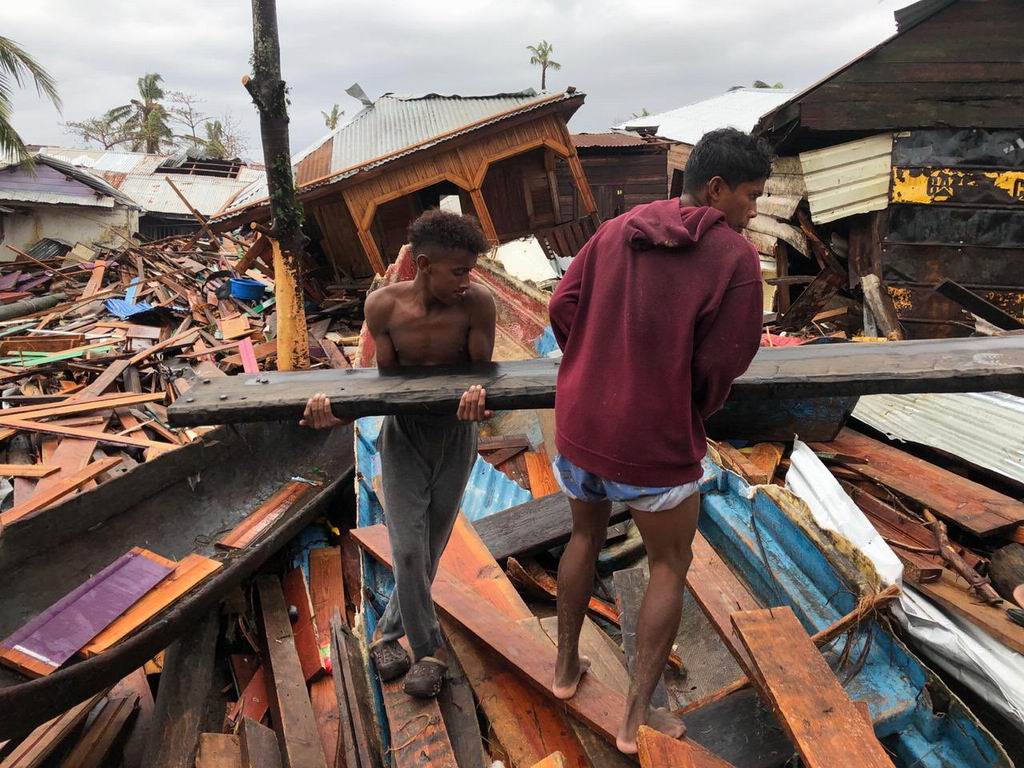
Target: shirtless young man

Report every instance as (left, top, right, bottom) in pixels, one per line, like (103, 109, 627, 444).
(301, 209, 495, 698)
(548, 128, 769, 752)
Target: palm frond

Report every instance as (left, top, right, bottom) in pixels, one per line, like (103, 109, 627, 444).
(0, 36, 61, 112)
(547, 60, 562, 71)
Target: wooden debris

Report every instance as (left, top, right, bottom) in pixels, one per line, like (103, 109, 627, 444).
(238, 718, 282, 768)
(280, 568, 328, 682)
(923, 510, 1002, 604)
(0, 691, 106, 768)
(108, 668, 154, 768)
(217, 482, 312, 550)
(195, 733, 242, 768)
(637, 725, 697, 768)
(57, 694, 139, 768)
(329, 615, 376, 768)
(142, 610, 220, 768)
(255, 576, 328, 768)
(0, 456, 122, 527)
(731, 607, 893, 767)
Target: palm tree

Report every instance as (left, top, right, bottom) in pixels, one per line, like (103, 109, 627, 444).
(321, 103, 344, 130)
(0, 36, 61, 162)
(111, 73, 173, 153)
(203, 119, 228, 159)
(526, 40, 561, 91)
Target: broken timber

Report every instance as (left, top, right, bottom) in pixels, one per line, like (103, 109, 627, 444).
(352, 522, 735, 768)
(168, 335, 1024, 426)
(731, 607, 893, 768)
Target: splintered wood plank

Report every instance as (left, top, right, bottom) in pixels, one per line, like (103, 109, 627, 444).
(142, 610, 219, 768)
(436, 636, 487, 768)
(0, 692, 106, 768)
(227, 667, 270, 729)
(255, 576, 328, 768)
(914, 570, 1024, 656)
(0, 418, 167, 451)
(810, 428, 1024, 537)
(220, 314, 251, 341)
(330, 617, 375, 768)
(714, 442, 770, 485)
(731, 607, 892, 768)
(747, 443, 785, 484)
(0, 464, 58, 478)
(354, 523, 732, 768)
(0, 391, 164, 421)
(307, 549, 344, 763)
(57, 694, 139, 768)
(614, 567, 670, 709)
(281, 568, 327, 682)
(686, 533, 759, 675)
(637, 725, 696, 768)
(217, 482, 312, 550)
(109, 668, 154, 768)
(525, 449, 559, 498)
(381, 639, 458, 768)
(195, 733, 242, 767)
(81, 554, 221, 656)
(0, 456, 122, 527)
(239, 718, 282, 768)
(437, 517, 592, 767)
(0, 547, 173, 677)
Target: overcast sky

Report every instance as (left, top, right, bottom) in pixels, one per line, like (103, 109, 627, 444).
(3, 0, 904, 160)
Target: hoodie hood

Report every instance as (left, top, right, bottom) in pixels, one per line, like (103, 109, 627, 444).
(624, 199, 725, 251)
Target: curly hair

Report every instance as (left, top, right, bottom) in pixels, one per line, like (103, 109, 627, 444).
(408, 209, 490, 256)
(683, 128, 773, 195)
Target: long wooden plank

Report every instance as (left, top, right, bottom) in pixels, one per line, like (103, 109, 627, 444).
(0, 391, 164, 421)
(255, 576, 328, 768)
(306, 549, 343, 765)
(0, 692, 106, 768)
(0, 456, 122, 527)
(731, 607, 892, 768)
(0, 418, 168, 450)
(0, 464, 58, 478)
(195, 733, 242, 767)
(380, 639, 458, 768)
(141, 610, 219, 768)
(330, 617, 375, 768)
(686, 533, 759, 675)
(0, 547, 174, 677)
(57, 694, 139, 768)
(811, 428, 1024, 537)
(473, 492, 631, 561)
(353, 523, 733, 768)
(81, 554, 222, 656)
(168, 335, 1024, 426)
(437, 517, 593, 767)
(914, 570, 1024, 656)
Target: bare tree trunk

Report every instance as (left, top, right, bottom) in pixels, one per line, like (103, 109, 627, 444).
(541, 64, 547, 91)
(243, 0, 310, 370)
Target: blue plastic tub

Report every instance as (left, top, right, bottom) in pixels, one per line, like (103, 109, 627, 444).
(229, 278, 267, 301)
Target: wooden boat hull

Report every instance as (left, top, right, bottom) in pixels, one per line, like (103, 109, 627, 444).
(0, 421, 354, 740)
(701, 463, 1010, 767)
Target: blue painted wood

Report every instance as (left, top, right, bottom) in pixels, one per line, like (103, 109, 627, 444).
(699, 463, 1008, 767)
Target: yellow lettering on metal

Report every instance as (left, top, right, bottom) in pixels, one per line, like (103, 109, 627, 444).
(892, 167, 1024, 204)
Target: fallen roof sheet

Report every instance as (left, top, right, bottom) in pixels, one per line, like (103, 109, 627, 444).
(799, 133, 893, 225)
(0, 154, 140, 209)
(217, 89, 582, 218)
(852, 391, 1024, 486)
(615, 88, 795, 146)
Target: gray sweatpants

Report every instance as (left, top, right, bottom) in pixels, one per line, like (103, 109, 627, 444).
(376, 414, 477, 660)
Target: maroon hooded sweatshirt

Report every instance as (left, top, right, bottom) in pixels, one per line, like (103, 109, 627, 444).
(549, 199, 763, 487)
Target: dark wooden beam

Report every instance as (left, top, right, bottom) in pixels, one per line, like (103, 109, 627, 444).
(933, 279, 1024, 331)
(168, 335, 1024, 427)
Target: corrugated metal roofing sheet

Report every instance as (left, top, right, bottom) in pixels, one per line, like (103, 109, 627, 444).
(853, 391, 1024, 485)
(615, 88, 795, 146)
(572, 132, 655, 149)
(220, 90, 580, 216)
(799, 133, 893, 224)
(117, 175, 255, 216)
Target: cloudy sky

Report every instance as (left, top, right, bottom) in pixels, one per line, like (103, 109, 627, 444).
(4, 0, 903, 159)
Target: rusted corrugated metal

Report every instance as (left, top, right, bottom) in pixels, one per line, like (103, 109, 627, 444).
(799, 133, 893, 224)
(571, 132, 652, 149)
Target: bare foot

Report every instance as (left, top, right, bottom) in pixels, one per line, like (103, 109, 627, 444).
(616, 706, 686, 754)
(552, 655, 591, 700)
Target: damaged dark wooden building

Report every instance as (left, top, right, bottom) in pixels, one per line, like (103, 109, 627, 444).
(755, 0, 1024, 338)
(211, 90, 598, 278)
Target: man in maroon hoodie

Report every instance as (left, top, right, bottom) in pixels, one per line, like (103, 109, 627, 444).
(548, 128, 770, 753)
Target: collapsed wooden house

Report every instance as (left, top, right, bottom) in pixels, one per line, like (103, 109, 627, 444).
(753, 0, 1024, 338)
(210, 89, 600, 278)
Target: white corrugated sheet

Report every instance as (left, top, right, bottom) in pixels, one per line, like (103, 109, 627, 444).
(615, 88, 795, 146)
(799, 133, 893, 224)
(853, 391, 1024, 485)
(492, 237, 561, 284)
(786, 441, 1024, 730)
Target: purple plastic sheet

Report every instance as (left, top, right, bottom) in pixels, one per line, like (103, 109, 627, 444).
(1, 549, 172, 671)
